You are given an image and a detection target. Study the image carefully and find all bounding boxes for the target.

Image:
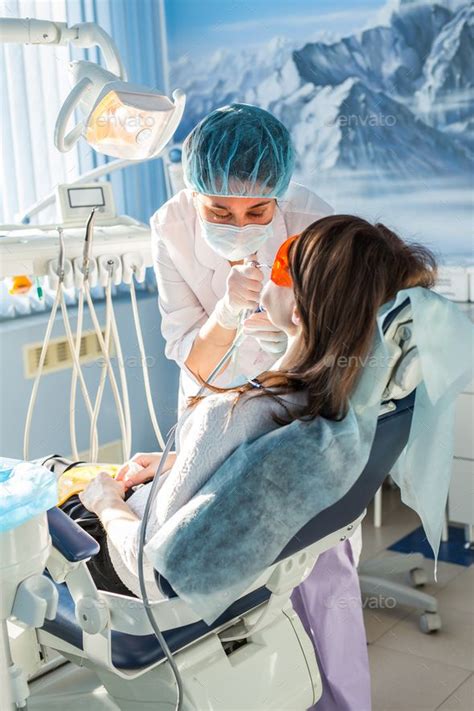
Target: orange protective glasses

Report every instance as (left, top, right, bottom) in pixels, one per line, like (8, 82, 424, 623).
(270, 234, 298, 288)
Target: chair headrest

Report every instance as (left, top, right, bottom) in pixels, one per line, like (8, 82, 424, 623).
(382, 303, 422, 402)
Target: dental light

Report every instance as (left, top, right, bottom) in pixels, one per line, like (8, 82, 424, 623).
(55, 60, 185, 159)
(0, 17, 185, 160)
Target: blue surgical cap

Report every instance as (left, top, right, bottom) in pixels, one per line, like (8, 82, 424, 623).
(182, 103, 295, 198)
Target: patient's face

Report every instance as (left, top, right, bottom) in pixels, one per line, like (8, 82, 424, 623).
(261, 280, 297, 334)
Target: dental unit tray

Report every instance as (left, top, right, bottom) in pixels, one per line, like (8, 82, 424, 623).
(0, 217, 151, 281)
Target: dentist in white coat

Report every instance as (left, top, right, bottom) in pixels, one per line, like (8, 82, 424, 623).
(127, 106, 367, 711)
(150, 103, 333, 412)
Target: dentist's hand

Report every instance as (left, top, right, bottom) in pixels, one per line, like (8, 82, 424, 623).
(243, 311, 288, 355)
(116, 452, 172, 490)
(215, 260, 263, 329)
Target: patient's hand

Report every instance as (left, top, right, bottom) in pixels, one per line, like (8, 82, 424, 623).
(79, 471, 125, 515)
(116, 452, 176, 490)
(243, 311, 287, 355)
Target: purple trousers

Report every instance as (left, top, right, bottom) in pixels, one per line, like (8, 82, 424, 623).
(291, 540, 371, 711)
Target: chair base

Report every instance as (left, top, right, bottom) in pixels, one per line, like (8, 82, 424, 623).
(359, 552, 441, 634)
(82, 603, 321, 710)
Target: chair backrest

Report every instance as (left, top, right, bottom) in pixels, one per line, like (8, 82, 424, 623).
(276, 299, 419, 562)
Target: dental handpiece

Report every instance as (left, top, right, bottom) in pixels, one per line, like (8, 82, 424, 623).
(197, 261, 266, 396)
(241, 257, 269, 321)
(83, 207, 98, 278)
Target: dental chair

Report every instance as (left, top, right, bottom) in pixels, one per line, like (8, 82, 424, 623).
(10, 301, 428, 710)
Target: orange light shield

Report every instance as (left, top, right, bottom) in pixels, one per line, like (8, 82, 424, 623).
(270, 234, 298, 287)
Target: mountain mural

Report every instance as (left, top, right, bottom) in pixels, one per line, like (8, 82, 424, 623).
(171, 0, 474, 181)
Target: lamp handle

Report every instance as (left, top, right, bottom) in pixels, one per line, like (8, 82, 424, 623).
(54, 77, 92, 153)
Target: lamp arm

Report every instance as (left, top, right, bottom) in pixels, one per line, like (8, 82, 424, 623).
(0, 18, 68, 44)
(54, 77, 93, 153)
(69, 23, 127, 80)
(0, 18, 126, 79)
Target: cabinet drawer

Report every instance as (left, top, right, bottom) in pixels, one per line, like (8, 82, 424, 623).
(454, 394, 474, 460)
(448, 458, 474, 526)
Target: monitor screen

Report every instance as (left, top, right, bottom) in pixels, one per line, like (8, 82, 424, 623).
(67, 187, 105, 209)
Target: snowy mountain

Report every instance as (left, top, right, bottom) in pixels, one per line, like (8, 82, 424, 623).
(171, 1, 473, 180)
(171, 37, 298, 137)
(293, 1, 452, 98)
(276, 78, 472, 178)
(416, 3, 474, 137)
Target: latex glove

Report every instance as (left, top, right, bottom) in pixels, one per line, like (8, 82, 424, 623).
(116, 452, 169, 490)
(214, 260, 263, 329)
(243, 311, 288, 354)
(79, 471, 125, 514)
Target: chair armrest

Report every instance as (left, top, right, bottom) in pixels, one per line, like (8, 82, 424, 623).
(47, 507, 100, 562)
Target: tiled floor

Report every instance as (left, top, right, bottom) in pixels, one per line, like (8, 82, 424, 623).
(27, 487, 473, 710)
(362, 487, 474, 711)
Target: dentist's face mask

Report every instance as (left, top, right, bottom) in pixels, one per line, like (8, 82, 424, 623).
(198, 217, 274, 260)
(195, 195, 275, 260)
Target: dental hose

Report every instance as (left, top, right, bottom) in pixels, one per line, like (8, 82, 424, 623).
(110, 295, 132, 457)
(70, 209, 99, 460)
(136, 320, 247, 711)
(129, 275, 166, 450)
(84, 281, 130, 462)
(60, 288, 101, 440)
(88, 275, 113, 462)
(23, 286, 62, 460)
(69, 288, 85, 460)
(78, 206, 130, 460)
(24, 228, 98, 461)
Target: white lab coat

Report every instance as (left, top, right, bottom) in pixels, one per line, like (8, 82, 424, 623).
(151, 181, 333, 412)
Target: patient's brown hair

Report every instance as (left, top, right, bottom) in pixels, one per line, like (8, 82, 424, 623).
(192, 214, 436, 422)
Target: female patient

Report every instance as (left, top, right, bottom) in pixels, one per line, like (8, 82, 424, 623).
(72, 214, 436, 711)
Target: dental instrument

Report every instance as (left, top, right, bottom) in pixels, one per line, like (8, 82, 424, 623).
(23, 236, 63, 460)
(128, 265, 167, 450)
(225, 257, 266, 379)
(83, 264, 130, 461)
(68, 207, 130, 462)
(88, 268, 114, 462)
(70, 208, 99, 461)
(23, 228, 100, 461)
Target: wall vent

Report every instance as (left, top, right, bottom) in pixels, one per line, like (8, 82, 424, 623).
(24, 330, 114, 378)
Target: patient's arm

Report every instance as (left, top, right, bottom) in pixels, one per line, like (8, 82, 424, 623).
(82, 393, 280, 587)
(80, 472, 142, 575)
(97, 497, 140, 539)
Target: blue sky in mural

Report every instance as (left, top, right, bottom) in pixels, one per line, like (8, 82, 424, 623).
(165, 0, 387, 58)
